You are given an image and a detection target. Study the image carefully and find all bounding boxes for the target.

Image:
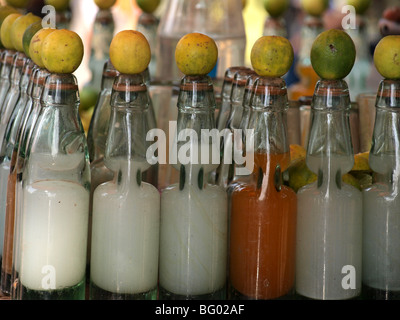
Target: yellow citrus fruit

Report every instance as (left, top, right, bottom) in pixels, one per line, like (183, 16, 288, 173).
(301, 0, 329, 17)
(347, 0, 370, 15)
(44, 0, 70, 11)
(109, 30, 150, 74)
(310, 29, 356, 80)
(136, 0, 160, 14)
(352, 151, 371, 172)
(251, 35, 293, 77)
(5, 0, 30, 8)
(0, 5, 18, 27)
(94, 0, 116, 10)
(373, 35, 400, 80)
(0, 12, 22, 50)
(41, 29, 84, 73)
(11, 13, 42, 53)
(22, 20, 42, 57)
(263, 0, 289, 18)
(29, 28, 56, 68)
(175, 32, 218, 76)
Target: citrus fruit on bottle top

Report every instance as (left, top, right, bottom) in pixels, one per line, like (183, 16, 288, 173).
(175, 32, 218, 76)
(310, 29, 356, 80)
(346, 0, 371, 15)
(11, 13, 42, 53)
(300, 0, 329, 17)
(263, 0, 289, 18)
(41, 29, 84, 73)
(373, 35, 400, 80)
(0, 5, 19, 27)
(22, 20, 42, 58)
(5, 0, 30, 8)
(136, 0, 160, 14)
(109, 30, 150, 74)
(0, 12, 22, 50)
(29, 28, 56, 68)
(94, 0, 116, 10)
(44, 0, 71, 11)
(250, 35, 293, 77)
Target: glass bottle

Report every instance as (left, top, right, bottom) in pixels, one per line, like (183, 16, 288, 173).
(263, 16, 287, 38)
(346, 16, 372, 101)
(155, 0, 246, 85)
(216, 68, 254, 189)
(158, 74, 228, 299)
(295, 79, 363, 300)
(10, 67, 50, 300)
(12, 73, 90, 300)
(88, 7, 114, 93)
(229, 76, 297, 300)
(136, 11, 159, 79)
(288, 15, 322, 101)
(0, 50, 15, 119)
(89, 73, 160, 300)
(0, 51, 24, 288)
(0, 57, 34, 295)
(362, 79, 400, 300)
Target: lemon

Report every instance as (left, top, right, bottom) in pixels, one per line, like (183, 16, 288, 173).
(109, 30, 151, 74)
(5, 0, 29, 8)
(301, 0, 329, 17)
(136, 0, 160, 14)
(263, 0, 289, 18)
(0, 12, 22, 50)
(250, 35, 293, 77)
(11, 13, 42, 53)
(310, 29, 356, 80)
(44, 0, 70, 11)
(347, 0, 370, 15)
(29, 28, 56, 68)
(94, 0, 116, 10)
(175, 32, 218, 76)
(373, 35, 400, 80)
(41, 29, 84, 73)
(22, 20, 42, 57)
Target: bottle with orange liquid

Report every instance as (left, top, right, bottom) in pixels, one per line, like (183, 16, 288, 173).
(229, 76, 297, 299)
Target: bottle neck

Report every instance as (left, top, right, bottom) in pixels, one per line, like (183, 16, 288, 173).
(369, 80, 400, 188)
(306, 79, 354, 183)
(0, 50, 15, 79)
(19, 58, 34, 92)
(10, 52, 26, 86)
(298, 16, 324, 66)
(104, 73, 152, 184)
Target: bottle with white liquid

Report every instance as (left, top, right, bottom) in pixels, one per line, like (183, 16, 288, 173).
(13, 73, 90, 300)
(362, 79, 400, 299)
(159, 75, 228, 300)
(89, 73, 160, 300)
(295, 79, 363, 300)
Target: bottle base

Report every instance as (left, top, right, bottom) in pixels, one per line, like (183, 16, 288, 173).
(158, 285, 226, 300)
(228, 285, 296, 300)
(19, 279, 86, 300)
(361, 283, 400, 300)
(89, 281, 157, 300)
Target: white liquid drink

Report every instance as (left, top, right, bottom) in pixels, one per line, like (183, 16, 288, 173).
(0, 162, 10, 258)
(296, 154, 363, 300)
(90, 158, 160, 298)
(159, 158, 228, 298)
(362, 154, 400, 295)
(20, 179, 89, 292)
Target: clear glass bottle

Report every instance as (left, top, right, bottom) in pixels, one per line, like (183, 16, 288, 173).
(288, 15, 322, 101)
(216, 68, 254, 189)
(10, 67, 50, 300)
(158, 74, 228, 299)
(362, 79, 400, 300)
(229, 76, 297, 300)
(0, 57, 35, 295)
(89, 73, 160, 300)
(295, 79, 363, 300)
(136, 12, 159, 79)
(0, 50, 16, 121)
(263, 16, 287, 38)
(346, 16, 372, 101)
(88, 7, 114, 93)
(12, 73, 90, 300)
(155, 0, 246, 85)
